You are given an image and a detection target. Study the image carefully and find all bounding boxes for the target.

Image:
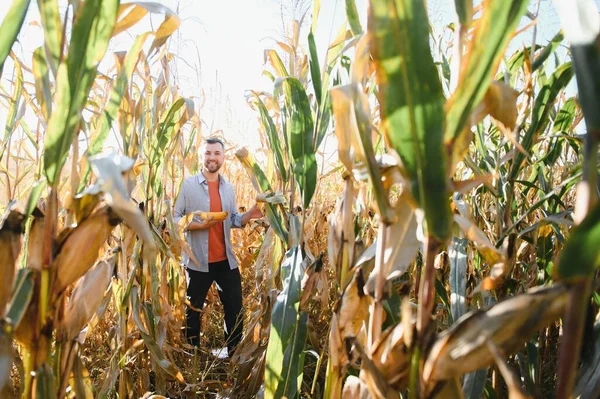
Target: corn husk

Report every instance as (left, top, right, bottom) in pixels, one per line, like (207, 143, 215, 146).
(51, 206, 119, 296)
(424, 284, 568, 384)
(0, 209, 24, 317)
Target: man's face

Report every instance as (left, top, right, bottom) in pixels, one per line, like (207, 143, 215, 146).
(203, 142, 225, 173)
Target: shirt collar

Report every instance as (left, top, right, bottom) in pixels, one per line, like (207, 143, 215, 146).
(196, 172, 223, 185)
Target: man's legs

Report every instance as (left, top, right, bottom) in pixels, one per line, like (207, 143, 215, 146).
(186, 268, 214, 346)
(213, 261, 243, 356)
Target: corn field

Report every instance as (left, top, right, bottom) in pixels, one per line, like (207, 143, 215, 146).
(0, 0, 599, 398)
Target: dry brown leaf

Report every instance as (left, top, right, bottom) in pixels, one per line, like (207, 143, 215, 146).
(470, 81, 519, 129)
(60, 260, 113, 342)
(454, 214, 504, 265)
(26, 209, 44, 271)
(0, 208, 24, 317)
(328, 177, 355, 288)
(342, 375, 371, 399)
(338, 269, 371, 341)
(486, 340, 532, 399)
(370, 322, 413, 390)
(423, 284, 568, 385)
(52, 206, 119, 297)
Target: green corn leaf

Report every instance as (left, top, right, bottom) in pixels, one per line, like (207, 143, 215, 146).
(314, 92, 331, 150)
(463, 368, 489, 399)
(0, 0, 30, 76)
(570, 42, 600, 135)
(0, 329, 12, 396)
(498, 30, 565, 83)
(37, 0, 62, 75)
(454, 0, 473, 28)
(445, 0, 529, 153)
(308, 32, 322, 105)
(88, 32, 151, 156)
(32, 47, 52, 120)
(280, 78, 317, 210)
(252, 93, 288, 182)
(43, 0, 119, 186)
(345, 0, 363, 35)
(370, 0, 451, 240)
(25, 179, 47, 217)
(34, 364, 55, 399)
(5, 268, 34, 330)
(556, 202, 600, 281)
(532, 30, 565, 73)
(543, 98, 577, 165)
(449, 237, 468, 324)
(265, 246, 309, 399)
(509, 62, 574, 181)
(1, 54, 23, 164)
(236, 148, 289, 243)
(150, 97, 186, 165)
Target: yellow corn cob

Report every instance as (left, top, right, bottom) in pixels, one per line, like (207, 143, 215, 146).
(192, 211, 229, 221)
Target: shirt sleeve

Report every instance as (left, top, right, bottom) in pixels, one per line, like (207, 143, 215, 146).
(229, 185, 243, 228)
(173, 181, 186, 224)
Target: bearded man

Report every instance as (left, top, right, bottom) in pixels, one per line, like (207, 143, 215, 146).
(173, 137, 262, 356)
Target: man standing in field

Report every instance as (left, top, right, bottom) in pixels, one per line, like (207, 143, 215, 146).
(173, 137, 262, 356)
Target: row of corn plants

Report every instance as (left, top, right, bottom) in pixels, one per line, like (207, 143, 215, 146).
(0, 0, 209, 397)
(1, 0, 600, 398)
(228, 0, 600, 398)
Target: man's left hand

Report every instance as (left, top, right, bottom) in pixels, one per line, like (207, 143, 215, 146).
(247, 203, 263, 220)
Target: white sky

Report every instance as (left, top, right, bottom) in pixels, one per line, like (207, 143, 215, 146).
(0, 0, 596, 152)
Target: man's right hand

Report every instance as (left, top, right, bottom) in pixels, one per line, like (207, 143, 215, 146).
(187, 215, 219, 231)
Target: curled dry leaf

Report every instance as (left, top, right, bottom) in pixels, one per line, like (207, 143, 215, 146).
(454, 213, 504, 265)
(256, 191, 286, 204)
(342, 375, 371, 399)
(486, 340, 532, 399)
(0, 328, 13, 397)
(0, 208, 24, 317)
(88, 152, 156, 255)
(328, 177, 355, 288)
(226, 291, 277, 398)
(365, 194, 420, 296)
(470, 81, 520, 129)
(300, 253, 327, 311)
(423, 284, 568, 385)
(52, 206, 119, 297)
(26, 208, 45, 271)
(338, 269, 371, 343)
(59, 260, 113, 342)
(370, 321, 413, 390)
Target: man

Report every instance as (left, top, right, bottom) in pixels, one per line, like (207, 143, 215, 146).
(173, 137, 262, 356)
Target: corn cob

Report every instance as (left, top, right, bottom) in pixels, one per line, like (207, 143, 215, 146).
(192, 211, 229, 221)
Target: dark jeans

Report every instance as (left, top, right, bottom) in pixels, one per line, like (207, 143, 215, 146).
(186, 260, 243, 356)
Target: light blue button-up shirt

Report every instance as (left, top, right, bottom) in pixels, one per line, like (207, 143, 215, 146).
(173, 173, 243, 272)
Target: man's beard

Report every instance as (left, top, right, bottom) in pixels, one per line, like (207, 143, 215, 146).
(205, 161, 221, 173)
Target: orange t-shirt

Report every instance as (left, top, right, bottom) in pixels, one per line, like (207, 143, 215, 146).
(207, 180, 227, 263)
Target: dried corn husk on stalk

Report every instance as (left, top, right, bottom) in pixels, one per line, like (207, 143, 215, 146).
(370, 321, 413, 390)
(342, 375, 371, 399)
(0, 325, 12, 396)
(0, 207, 24, 317)
(329, 268, 372, 395)
(59, 259, 113, 342)
(337, 269, 371, 350)
(27, 208, 45, 271)
(423, 284, 568, 389)
(51, 206, 120, 297)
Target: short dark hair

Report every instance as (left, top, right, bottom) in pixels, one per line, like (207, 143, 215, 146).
(205, 137, 225, 149)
